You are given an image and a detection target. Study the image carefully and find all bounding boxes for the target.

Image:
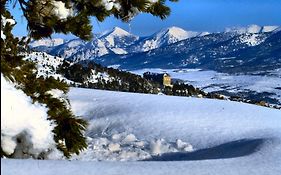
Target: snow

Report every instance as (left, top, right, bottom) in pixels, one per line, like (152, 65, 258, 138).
(1, 15, 16, 26)
(247, 24, 262, 33)
(1, 15, 16, 40)
(140, 27, 199, 52)
(158, 26, 198, 42)
(29, 38, 64, 48)
(262, 26, 279, 33)
(52, 1, 73, 20)
(1, 74, 56, 157)
(69, 39, 109, 62)
(226, 24, 262, 34)
(68, 88, 281, 148)
(50, 39, 86, 59)
(24, 52, 77, 85)
(63, 27, 138, 61)
(101, 0, 124, 11)
(2, 156, 281, 175)
(110, 48, 128, 54)
(108, 64, 121, 69)
(225, 25, 280, 34)
(2, 87, 281, 174)
(239, 33, 265, 46)
(99, 27, 139, 47)
(30, 25, 279, 63)
(86, 69, 111, 84)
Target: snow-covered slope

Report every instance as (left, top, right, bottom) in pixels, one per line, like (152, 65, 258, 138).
(25, 52, 64, 77)
(2, 88, 281, 174)
(24, 52, 77, 85)
(68, 88, 281, 149)
(237, 33, 267, 46)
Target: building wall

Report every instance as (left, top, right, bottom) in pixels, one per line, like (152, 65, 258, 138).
(163, 75, 172, 87)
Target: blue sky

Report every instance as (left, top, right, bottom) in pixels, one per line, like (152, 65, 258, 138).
(9, 0, 281, 38)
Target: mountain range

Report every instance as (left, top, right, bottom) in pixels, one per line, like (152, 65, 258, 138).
(30, 25, 281, 73)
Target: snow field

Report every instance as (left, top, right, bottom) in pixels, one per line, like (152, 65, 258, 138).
(2, 87, 281, 174)
(68, 88, 281, 151)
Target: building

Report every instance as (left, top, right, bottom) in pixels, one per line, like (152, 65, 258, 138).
(163, 73, 172, 87)
(143, 72, 172, 87)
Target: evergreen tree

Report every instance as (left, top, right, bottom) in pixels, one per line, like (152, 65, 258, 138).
(1, 0, 177, 158)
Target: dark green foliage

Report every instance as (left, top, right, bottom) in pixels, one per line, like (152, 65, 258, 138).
(172, 82, 206, 97)
(13, 0, 178, 40)
(1, 6, 87, 158)
(57, 60, 212, 98)
(58, 61, 160, 94)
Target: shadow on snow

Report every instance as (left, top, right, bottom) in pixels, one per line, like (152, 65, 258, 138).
(144, 138, 265, 161)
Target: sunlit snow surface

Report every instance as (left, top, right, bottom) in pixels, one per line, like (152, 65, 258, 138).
(2, 88, 281, 174)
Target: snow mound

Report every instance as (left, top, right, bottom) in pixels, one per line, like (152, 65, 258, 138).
(1, 74, 56, 158)
(71, 131, 193, 161)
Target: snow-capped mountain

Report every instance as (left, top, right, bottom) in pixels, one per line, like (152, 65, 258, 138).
(30, 26, 207, 62)
(39, 27, 140, 62)
(30, 25, 280, 73)
(99, 27, 139, 48)
(97, 29, 280, 73)
(131, 27, 204, 52)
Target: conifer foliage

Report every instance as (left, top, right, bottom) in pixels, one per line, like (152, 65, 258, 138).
(1, 4, 87, 158)
(15, 0, 178, 40)
(1, 0, 176, 158)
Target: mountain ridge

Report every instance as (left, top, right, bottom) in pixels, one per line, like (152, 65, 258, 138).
(30, 25, 281, 73)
